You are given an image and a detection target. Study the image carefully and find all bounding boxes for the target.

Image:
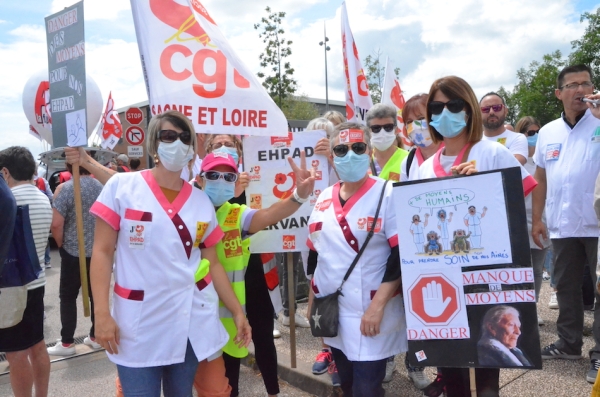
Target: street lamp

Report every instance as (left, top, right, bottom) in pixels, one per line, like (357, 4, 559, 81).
(319, 21, 330, 112)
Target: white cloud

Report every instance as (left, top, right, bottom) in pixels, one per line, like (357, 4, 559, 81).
(51, 0, 131, 20)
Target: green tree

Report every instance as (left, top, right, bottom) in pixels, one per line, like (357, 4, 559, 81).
(281, 94, 320, 120)
(363, 49, 400, 104)
(501, 51, 565, 126)
(254, 7, 297, 107)
(496, 86, 517, 126)
(569, 8, 600, 88)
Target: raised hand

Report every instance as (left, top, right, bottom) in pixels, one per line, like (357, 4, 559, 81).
(422, 280, 451, 317)
(287, 151, 315, 200)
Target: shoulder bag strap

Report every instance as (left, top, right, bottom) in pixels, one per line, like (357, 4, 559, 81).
(338, 180, 389, 293)
(405, 147, 417, 179)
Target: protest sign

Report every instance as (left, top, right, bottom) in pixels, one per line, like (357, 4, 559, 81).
(45, 1, 87, 148)
(97, 92, 123, 149)
(244, 131, 329, 253)
(341, 2, 372, 124)
(130, 0, 287, 136)
(394, 168, 542, 369)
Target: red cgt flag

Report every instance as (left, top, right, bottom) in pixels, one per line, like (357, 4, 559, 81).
(98, 92, 123, 149)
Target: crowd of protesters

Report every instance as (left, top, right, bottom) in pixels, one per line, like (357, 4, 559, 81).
(1, 63, 600, 397)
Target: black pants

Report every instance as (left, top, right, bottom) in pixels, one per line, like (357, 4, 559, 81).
(223, 254, 279, 396)
(441, 368, 499, 397)
(59, 248, 94, 344)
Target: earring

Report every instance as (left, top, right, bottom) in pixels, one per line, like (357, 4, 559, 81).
(153, 154, 159, 164)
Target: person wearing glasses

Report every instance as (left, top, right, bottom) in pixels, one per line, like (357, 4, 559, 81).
(480, 93, 528, 165)
(306, 122, 405, 397)
(88, 110, 252, 396)
(531, 64, 600, 384)
(514, 116, 551, 326)
(365, 103, 408, 182)
(409, 76, 536, 397)
(400, 93, 443, 183)
(193, 151, 315, 397)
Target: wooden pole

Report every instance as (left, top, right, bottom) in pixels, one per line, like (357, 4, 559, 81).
(72, 165, 91, 317)
(286, 251, 297, 368)
(469, 367, 477, 397)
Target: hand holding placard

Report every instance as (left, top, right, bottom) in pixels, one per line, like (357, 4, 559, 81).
(422, 280, 451, 317)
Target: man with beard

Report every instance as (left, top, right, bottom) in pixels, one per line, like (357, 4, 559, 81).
(480, 92, 528, 165)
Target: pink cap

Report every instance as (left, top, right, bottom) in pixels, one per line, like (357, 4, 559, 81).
(201, 152, 237, 172)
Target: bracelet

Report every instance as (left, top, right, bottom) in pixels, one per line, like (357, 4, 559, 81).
(292, 188, 308, 204)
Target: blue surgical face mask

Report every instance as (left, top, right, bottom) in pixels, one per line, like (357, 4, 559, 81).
(333, 150, 370, 182)
(203, 179, 235, 207)
(430, 108, 467, 138)
(527, 133, 538, 147)
(213, 146, 239, 165)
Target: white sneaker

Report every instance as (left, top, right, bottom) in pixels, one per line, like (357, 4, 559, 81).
(83, 336, 102, 349)
(273, 321, 281, 339)
(383, 358, 396, 383)
(549, 291, 558, 309)
(538, 316, 545, 326)
(281, 313, 311, 328)
(47, 339, 76, 356)
(408, 367, 431, 389)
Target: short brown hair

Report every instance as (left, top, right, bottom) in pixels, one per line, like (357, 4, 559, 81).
(146, 111, 197, 159)
(403, 93, 428, 123)
(426, 76, 482, 144)
(515, 116, 541, 135)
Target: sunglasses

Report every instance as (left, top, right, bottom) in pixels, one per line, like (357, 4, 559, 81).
(158, 129, 192, 145)
(526, 129, 539, 136)
(333, 142, 367, 157)
(480, 104, 504, 113)
(428, 99, 466, 115)
(370, 123, 395, 133)
(202, 170, 238, 183)
(210, 141, 235, 149)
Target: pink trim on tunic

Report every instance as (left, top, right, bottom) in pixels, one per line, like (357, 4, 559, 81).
(90, 201, 121, 231)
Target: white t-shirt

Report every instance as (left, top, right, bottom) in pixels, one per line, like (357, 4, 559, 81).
(482, 130, 528, 160)
(180, 156, 202, 182)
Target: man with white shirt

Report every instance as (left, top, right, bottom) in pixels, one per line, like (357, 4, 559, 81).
(480, 92, 528, 165)
(531, 64, 600, 383)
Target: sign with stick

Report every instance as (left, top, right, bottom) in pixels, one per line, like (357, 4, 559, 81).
(45, 0, 91, 317)
(393, 168, 542, 370)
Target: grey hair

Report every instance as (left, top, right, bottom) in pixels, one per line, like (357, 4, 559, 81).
(306, 117, 335, 137)
(365, 103, 397, 126)
(480, 305, 520, 338)
(117, 154, 129, 163)
(329, 122, 372, 151)
(146, 110, 197, 161)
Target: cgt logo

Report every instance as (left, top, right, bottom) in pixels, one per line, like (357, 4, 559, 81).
(222, 229, 243, 258)
(249, 165, 261, 182)
(250, 194, 262, 209)
(35, 81, 52, 128)
(283, 235, 296, 250)
(135, 225, 144, 236)
(150, 0, 250, 99)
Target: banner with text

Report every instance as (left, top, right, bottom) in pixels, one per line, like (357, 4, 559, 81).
(45, 0, 87, 148)
(393, 168, 542, 369)
(340, 2, 372, 124)
(130, 0, 287, 136)
(244, 131, 329, 253)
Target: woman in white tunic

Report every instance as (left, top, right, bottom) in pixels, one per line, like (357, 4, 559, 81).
(306, 122, 406, 397)
(409, 76, 537, 397)
(89, 111, 251, 397)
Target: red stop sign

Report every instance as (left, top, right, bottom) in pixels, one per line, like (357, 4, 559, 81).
(126, 107, 143, 125)
(408, 274, 461, 326)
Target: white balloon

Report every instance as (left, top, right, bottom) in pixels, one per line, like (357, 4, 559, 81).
(22, 69, 104, 147)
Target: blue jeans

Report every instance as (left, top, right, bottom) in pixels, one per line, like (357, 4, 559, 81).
(331, 347, 386, 397)
(44, 244, 51, 264)
(117, 340, 198, 397)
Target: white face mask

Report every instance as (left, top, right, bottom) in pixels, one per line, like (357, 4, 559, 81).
(157, 140, 194, 172)
(370, 131, 397, 151)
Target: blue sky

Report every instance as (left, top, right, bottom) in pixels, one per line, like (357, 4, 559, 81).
(1, 0, 599, 160)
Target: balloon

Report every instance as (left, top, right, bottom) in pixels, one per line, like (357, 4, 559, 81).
(22, 69, 104, 147)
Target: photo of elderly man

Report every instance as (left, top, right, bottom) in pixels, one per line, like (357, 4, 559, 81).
(477, 305, 532, 367)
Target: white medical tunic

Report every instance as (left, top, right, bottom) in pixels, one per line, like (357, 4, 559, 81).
(533, 110, 600, 238)
(90, 170, 229, 367)
(411, 140, 537, 197)
(464, 213, 483, 236)
(307, 177, 407, 361)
